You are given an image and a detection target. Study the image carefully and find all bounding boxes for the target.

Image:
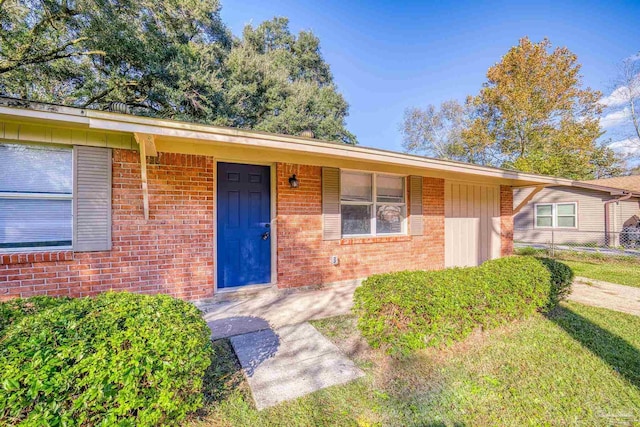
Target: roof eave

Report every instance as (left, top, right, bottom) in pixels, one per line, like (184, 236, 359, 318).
(0, 99, 581, 186)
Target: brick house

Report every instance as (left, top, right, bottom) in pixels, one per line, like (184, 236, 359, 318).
(0, 98, 575, 301)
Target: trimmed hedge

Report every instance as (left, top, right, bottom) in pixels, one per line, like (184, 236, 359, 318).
(0, 292, 212, 426)
(353, 256, 573, 354)
(0, 295, 70, 337)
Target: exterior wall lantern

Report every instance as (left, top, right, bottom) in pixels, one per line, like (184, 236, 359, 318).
(289, 174, 299, 188)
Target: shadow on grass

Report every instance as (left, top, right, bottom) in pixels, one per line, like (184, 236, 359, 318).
(548, 305, 640, 389)
(200, 338, 247, 407)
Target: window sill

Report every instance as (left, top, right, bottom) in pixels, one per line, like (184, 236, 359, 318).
(0, 250, 74, 265)
(533, 227, 578, 230)
(340, 235, 412, 245)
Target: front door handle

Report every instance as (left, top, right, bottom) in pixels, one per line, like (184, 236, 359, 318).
(261, 231, 270, 240)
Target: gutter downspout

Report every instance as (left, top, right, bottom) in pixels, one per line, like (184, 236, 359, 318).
(604, 193, 633, 246)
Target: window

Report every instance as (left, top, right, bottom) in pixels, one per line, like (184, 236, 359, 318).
(0, 143, 73, 250)
(341, 171, 406, 236)
(535, 202, 577, 228)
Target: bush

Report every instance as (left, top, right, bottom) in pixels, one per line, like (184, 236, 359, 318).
(0, 292, 212, 426)
(515, 246, 544, 256)
(537, 258, 574, 307)
(0, 296, 70, 336)
(353, 256, 572, 354)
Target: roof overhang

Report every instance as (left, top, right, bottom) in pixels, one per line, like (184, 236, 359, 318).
(0, 97, 636, 192)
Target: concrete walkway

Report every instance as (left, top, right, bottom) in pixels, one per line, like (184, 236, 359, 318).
(198, 282, 364, 410)
(230, 322, 364, 410)
(198, 281, 358, 340)
(570, 277, 640, 316)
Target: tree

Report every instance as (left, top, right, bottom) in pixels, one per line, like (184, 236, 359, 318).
(401, 99, 498, 164)
(401, 100, 466, 159)
(0, 4, 356, 143)
(220, 18, 355, 143)
(0, 0, 232, 115)
(464, 37, 619, 179)
(601, 55, 640, 156)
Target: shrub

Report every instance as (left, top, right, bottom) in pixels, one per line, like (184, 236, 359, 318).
(537, 258, 574, 308)
(515, 246, 544, 256)
(353, 256, 571, 354)
(0, 295, 70, 336)
(0, 292, 212, 426)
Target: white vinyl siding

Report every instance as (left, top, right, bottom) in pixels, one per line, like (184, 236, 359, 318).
(340, 171, 406, 237)
(0, 143, 73, 250)
(535, 202, 577, 229)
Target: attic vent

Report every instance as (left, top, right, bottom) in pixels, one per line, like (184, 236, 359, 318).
(108, 102, 131, 114)
(300, 129, 315, 138)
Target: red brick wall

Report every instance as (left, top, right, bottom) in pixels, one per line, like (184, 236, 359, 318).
(276, 163, 445, 288)
(1, 153, 516, 301)
(0, 150, 214, 301)
(500, 185, 514, 256)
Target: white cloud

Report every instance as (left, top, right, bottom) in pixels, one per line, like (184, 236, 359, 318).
(599, 86, 632, 107)
(609, 137, 640, 156)
(599, 72, 640, 108)
(626, 52, 640, 62)
(600, 107, 631, 129)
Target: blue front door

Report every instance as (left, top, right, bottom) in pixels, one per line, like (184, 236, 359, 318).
(217, 163, 271, 288)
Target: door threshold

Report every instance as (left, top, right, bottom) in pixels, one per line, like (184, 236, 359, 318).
(212, 283, 277, 302)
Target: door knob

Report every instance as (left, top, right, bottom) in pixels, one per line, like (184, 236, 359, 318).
(261, 231, 270, 240)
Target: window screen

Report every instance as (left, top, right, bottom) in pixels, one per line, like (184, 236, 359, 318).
(0, 144, 73, 249)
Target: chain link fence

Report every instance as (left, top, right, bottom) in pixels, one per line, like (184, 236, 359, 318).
(514, 228, 640, 257)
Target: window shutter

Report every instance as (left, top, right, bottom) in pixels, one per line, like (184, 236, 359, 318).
(73, 146, 112, 251)
(322, 167, 341, 240)
(409, 175, 423, 236)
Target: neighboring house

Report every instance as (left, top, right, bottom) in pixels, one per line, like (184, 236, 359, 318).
(0, 98, 575, 301)
(582, 175, 640, 193)
(513, 179, 640, 248)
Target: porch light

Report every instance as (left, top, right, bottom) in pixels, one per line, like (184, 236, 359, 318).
(289, 174, 300, 188)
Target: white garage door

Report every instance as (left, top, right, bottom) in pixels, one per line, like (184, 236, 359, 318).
(445, 181, 501, 268)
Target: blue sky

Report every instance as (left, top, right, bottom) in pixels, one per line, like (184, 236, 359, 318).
(221, 0, 640, 153)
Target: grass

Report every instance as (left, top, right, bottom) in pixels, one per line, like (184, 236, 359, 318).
(516, 248, 640, 288)
(188, 302, 640, 426)
(562, 259, 640, 288)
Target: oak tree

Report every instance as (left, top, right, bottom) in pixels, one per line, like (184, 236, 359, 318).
(0, 3, 355, 143)
(464, 37, 618, 179)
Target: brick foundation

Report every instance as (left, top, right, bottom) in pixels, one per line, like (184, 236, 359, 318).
(275, 163, 445, 288)
(0, 150, 214, 301)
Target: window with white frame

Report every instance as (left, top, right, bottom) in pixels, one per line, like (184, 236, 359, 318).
(535, 202, 577, 228)
(0, 143, 73, 250)
(340, 171, 406, 236)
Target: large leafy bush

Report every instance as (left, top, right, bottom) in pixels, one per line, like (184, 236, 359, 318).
(0, 295, 70, 336)
(0, 292, 212, 426)
(353, 256, 573, 354)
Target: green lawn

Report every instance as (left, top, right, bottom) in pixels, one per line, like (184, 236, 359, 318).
(563, 259, 640, 288)
(188, 302, 640, 426)
(516, 248, 640, 288)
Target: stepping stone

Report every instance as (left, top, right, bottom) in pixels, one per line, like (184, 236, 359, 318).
(230, 322, 364, 410)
